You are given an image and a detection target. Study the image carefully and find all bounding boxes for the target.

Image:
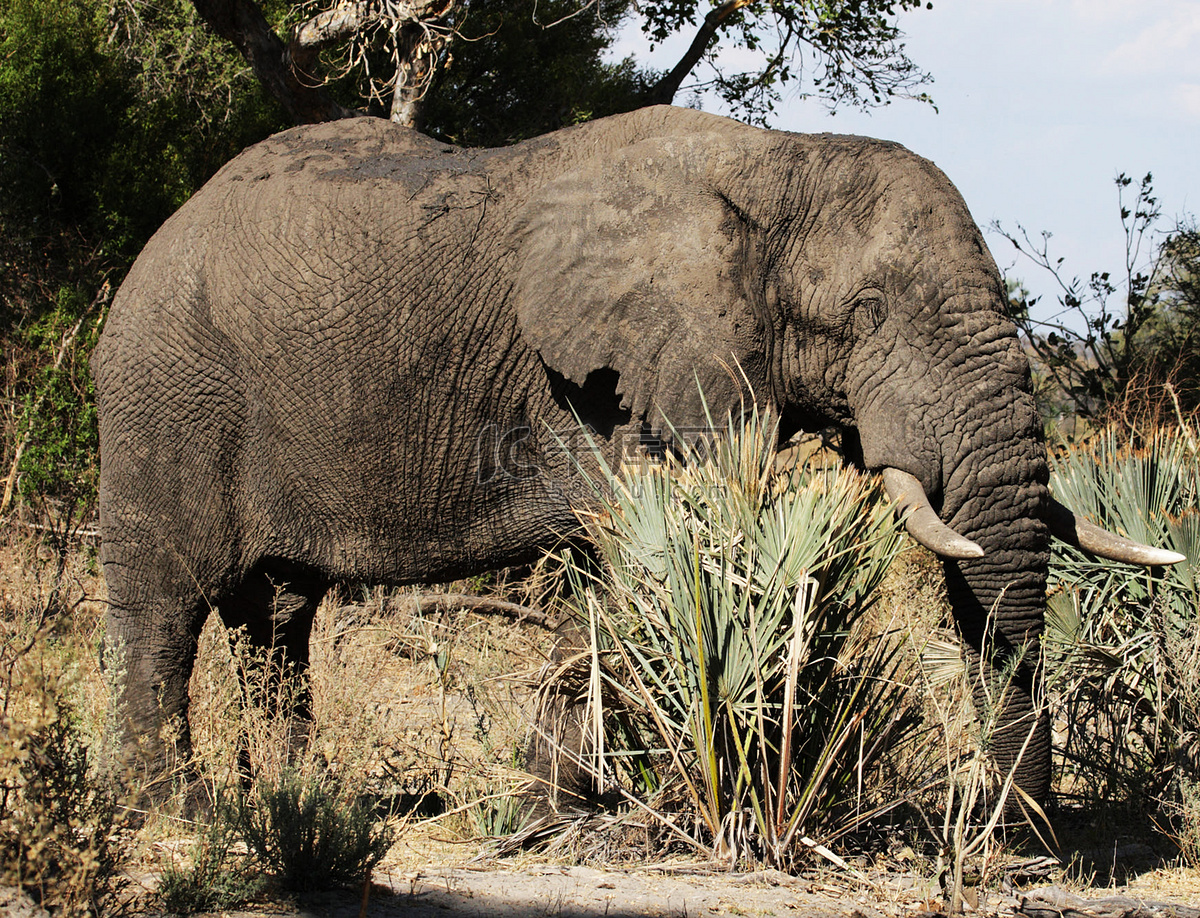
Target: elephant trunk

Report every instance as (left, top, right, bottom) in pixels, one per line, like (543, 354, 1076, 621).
(943, 513, 1052, 808)
(856, 324, 1055, 806)
(938, 416, 1053, 808)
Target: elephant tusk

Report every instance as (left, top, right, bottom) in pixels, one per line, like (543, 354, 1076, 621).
(1046, 497, 1187, 566)
(881, 468, 985, 560)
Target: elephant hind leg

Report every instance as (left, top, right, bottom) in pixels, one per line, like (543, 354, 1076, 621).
(217, 559, 329, 771)
(102, 558, 211, 804)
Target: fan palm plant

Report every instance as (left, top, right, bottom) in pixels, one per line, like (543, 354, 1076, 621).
(1044, 422, 1200, 809)
(544, 402, 918, 868)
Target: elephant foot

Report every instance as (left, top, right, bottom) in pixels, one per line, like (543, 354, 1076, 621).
(522, 708, 599, 818)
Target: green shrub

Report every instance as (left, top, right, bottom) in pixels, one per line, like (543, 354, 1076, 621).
(7, 285, 106, 518)
(235, 768, 393, 892)
(1044, 423, 1200, 813)
(545, 404, 917, 868)
(157, 791, 265, 914)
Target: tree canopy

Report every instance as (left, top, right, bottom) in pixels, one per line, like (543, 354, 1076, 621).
(189, 0, 935, 132)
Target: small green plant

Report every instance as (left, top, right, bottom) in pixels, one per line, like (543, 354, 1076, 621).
(157, 791, 265, 914)
(468, 787, 533, 839)
(543, 401, 918, 868)
(235, 768, 393, 892)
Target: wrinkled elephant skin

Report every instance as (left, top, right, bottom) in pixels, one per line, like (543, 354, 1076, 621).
(96, 105, 1083, 804)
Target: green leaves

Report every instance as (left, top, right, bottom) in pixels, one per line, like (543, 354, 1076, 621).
(420, 0, 651, 146)
(637, 0, 934, 124)
(1, 0, 288, 515)
(551, 402, 915, 866)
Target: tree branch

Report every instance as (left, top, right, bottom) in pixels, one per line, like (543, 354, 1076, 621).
(389, 10, 454, 127)
(646, 0, 753, 106)
(191, 0, 356, 123)
(288, 0, 380, 72)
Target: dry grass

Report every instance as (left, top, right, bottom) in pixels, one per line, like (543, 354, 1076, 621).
(0, 530, 119, 916)
(181, 580, 561, 836)
(0, 526, 564, 909)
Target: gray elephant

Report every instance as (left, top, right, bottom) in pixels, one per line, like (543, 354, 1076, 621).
(94, 105, 1180, 806)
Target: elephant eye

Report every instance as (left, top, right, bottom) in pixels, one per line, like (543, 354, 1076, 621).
(856, 292, 888, 330)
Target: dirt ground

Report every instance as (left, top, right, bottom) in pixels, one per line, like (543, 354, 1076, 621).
(104, 841, 1200, 918)
(8, 851, 1200, 918)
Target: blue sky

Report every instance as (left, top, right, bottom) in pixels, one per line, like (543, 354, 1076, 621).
(613, 0, 1200, 320)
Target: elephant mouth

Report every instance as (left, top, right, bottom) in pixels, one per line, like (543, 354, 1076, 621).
(880, 466, 1185, 566)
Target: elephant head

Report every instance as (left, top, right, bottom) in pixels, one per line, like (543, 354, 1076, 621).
(510, 107, 1182, 805)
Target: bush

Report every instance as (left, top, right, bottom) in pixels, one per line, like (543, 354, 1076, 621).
(157, 791, 264, 914)
(5, 285, 107, 519)
(235, 768, 393, 892)
(543, 404, 918, 868)
(1000, 174, 1200, 424)
(1, 0, 286, 516)
(0, 621, 119, 917)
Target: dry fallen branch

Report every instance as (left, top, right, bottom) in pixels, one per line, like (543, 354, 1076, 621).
(1019, 887, 1200, 918)
(338, 592, 555, 629)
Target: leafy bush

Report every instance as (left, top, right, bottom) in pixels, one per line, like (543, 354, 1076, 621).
(1, 0, 286, 515)
(5, 286, 107, 519)
(1044, 422, 1200, 814)
(235, 768, 393, 892)
(1000, 174, 1200, 423)
(157, 791, 264, 914)
(543, 404, 917, 868)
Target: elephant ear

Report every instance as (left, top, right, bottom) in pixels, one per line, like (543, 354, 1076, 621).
(512, 139, 765, 440)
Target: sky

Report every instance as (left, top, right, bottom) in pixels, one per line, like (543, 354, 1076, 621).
(612, 0, 1200, 322)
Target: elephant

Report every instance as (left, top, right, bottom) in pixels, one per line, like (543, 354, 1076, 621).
(94, 104, 1181, 808)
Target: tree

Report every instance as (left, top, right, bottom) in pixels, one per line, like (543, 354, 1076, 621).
(998, 174, 1200, 425)
(189, 0, 934, 131)
(1, 0, 288, 517)
(635, 0, 934, 123)
(418, 0, 652, 146)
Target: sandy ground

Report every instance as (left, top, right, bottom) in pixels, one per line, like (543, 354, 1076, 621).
(80, 821, 1200, 918)
(93, 856, 1200, 918)
(9, 861, 1200, 918)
